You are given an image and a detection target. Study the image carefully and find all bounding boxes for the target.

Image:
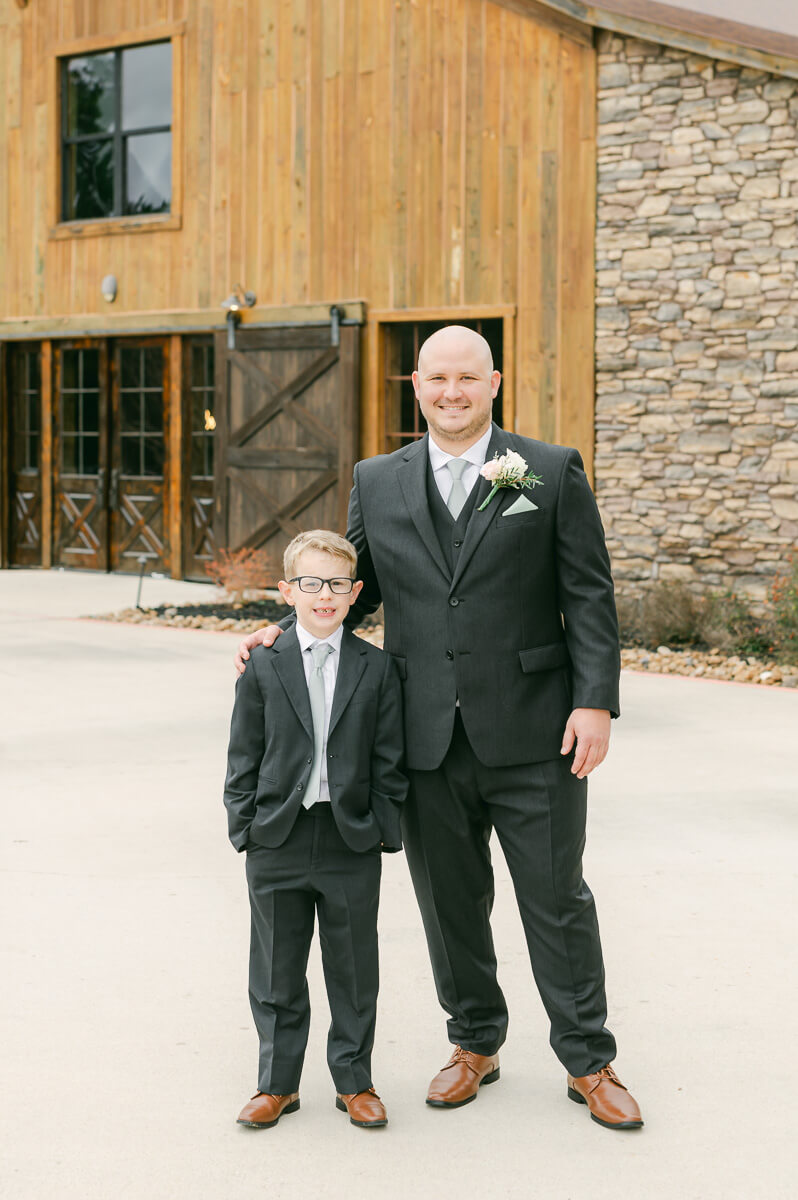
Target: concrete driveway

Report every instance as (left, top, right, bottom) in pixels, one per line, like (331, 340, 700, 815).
(1, 569, 795, 1200)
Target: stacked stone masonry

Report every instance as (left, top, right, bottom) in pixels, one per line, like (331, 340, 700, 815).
(594, 32, 798, 603)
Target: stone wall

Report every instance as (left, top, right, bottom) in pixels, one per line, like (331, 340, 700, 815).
(594, 32, 798, 603)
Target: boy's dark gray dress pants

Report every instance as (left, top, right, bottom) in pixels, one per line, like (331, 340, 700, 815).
(245, 804, 381, 1094)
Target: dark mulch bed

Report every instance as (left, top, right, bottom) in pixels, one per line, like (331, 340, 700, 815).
(145, 600, 384, 629)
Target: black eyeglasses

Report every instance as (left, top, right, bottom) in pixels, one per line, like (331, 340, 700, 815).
(289, 576, 355, 594)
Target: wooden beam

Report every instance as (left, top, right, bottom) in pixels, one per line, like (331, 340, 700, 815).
(53, 22, 187, 58)
(0, 301, 367, 341)
(168, 335, 182, 580)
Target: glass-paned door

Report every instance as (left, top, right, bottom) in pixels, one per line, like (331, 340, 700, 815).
(110, 340, 170, 572)
(182, 338, 216, 579)
(52, 342, 109, 569)
(8, 346, 43, 565)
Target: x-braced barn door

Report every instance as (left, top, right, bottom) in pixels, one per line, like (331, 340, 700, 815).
(213, 319, 359, 568)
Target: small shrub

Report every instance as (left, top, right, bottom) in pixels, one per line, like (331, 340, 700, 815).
(772, 553, 798, 664)
(205, 547, 281, 605)
(639, 581, 701, 646)
(696, 591, 775, 658)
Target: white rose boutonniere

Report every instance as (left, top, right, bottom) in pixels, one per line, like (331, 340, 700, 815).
(478, 450, 543, 511)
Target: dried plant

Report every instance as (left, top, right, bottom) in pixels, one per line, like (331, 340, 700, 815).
(205, 547, 281, 606)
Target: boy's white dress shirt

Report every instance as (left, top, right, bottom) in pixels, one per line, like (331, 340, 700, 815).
(296, 620, 344, 806)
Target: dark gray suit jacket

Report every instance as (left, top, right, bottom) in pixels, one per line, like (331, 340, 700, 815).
(224, 626, 408, 853)
(345, 425, 621, 772)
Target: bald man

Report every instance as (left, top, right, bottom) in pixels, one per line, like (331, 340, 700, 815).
(236, 326, 642, 1130)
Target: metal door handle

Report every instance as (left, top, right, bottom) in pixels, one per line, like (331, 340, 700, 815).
(109, 467, 120, 511)
(96, 467, 106, 498)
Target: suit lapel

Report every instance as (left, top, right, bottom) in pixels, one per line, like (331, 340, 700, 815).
(328, 628, 368, 736)
(271, 627, 313, 739)
(397, 436, 451, 584)
(449, 424, 509, 594)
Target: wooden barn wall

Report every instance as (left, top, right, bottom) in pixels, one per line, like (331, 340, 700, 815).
(0, 0, 596, 465)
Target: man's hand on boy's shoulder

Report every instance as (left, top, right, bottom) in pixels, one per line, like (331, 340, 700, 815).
(235, 625, 283, 674)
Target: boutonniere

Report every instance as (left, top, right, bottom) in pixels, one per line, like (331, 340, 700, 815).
(478, 450, 543, 511)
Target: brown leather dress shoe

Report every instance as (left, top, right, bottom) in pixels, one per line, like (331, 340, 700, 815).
(567, 1065, 643, 1130)
(335, 1087, 388, 1127)
(426, 1045, 501, 1108)
(236, 1092, 300, 1129)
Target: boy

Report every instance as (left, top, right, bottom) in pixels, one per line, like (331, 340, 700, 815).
(224, 530, 407, 1131)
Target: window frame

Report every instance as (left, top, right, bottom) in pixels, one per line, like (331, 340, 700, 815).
(50, 23, 184, 240)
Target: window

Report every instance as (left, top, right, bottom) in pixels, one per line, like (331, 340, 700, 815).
(119, 346, 166, 477)
(61, 41, 172, 221)
(13, 350, 41, 473)
(188, 342, 216, 480)
(382, 318, 504, 454)
(60, 349, 101, 476)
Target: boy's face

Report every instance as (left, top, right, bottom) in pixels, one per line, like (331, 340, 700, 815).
(277, 548, 363, 639)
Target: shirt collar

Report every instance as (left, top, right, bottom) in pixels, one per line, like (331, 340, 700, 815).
(427, 424, 493, 473)
(295, 620, 344, 655)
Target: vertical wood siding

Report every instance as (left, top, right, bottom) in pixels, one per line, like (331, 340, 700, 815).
(0, 0, 596, 462)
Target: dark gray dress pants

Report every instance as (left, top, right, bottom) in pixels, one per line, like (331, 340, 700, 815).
(245, 804, 381, 1094)
(402, 711, 616, 1077)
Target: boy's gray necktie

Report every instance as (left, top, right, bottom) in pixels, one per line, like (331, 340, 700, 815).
(446, 458, 469, 518)
(305, 641, 334, 808)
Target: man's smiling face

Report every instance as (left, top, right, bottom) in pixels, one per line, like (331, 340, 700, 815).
(412, 326, 501, 450)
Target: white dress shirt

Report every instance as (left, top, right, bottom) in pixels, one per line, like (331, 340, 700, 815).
(427, 425, 493, 506)
(296, 620, 344, 805)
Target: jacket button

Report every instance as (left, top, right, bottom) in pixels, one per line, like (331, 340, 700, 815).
(306, 757, 312, 764)
(297, 783, 304, 792)
(453, 539, 462, 548)
(449, 598, 459, 607)
(446, 650, 454, 660)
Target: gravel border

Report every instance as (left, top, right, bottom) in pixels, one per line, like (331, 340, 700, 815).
(89, 606, 798, 688)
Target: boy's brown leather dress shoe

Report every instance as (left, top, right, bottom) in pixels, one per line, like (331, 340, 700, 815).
(335, 1087, 388, 1127)
(567, 1065, 643, 1130)
(426, 1046, 501, 1108)
(236, 1092, 300, 1128)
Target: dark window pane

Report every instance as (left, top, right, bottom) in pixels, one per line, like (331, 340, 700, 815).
(28, 353, 41, 391)
(121, 436, 140, 475)
(205, 435, 214, 478)
(143, 348, 163, 389)
(14, 433, 27, 470)
(121, 395, 141, 432)
(191, 344, 205, 388)
(62, 350, 79, 391)
(144, 393, 162, 432)
(125, 132, 171, 214)
(13, 393, 27, 429)
(65, 139, 114, 220)
(62, 393, 79, 432)
(27, 393, 40, 433)
(143, 436, 165, 477)
(83, 391, 99, 434)
(62, 435, 78, 474)
(191, 394, 206, 433)
(82, 434, 100, 476)
(206, 344, 215, 381)
(65, 53, 115, 136)
(82, 351, 99, 390)
(190, 437, 204, 479)
(29, 433, 40, 470)
(119, 347, 141, 388)
(121, 43, 171, 131)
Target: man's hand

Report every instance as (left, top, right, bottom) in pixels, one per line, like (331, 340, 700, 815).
(234, 625, 283, 675)
(560, 708, 611, 779)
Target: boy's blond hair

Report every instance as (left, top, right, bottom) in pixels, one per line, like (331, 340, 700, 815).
(283, 530, 358, 579)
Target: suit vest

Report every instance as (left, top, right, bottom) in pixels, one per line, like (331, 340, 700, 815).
(425, 453, 481, 575)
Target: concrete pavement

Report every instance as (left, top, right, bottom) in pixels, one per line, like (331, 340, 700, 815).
(1, 568, 795, 1200)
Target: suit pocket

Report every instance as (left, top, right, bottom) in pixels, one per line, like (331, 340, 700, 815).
(493, 509, 546, 530)
(518, 643, 570, 673)
(389, 654, 407, 680)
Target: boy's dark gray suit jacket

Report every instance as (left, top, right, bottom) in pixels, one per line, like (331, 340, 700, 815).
(224, 625, 407, 854)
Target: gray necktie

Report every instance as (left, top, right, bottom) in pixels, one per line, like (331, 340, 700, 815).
(305, 641, 334, 808)
(446, 458, 469, 519)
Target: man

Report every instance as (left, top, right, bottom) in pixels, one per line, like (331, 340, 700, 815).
(236, 326, 642, 1130)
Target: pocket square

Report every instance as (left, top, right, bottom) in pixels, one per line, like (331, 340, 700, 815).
(502, 493, 538, 516)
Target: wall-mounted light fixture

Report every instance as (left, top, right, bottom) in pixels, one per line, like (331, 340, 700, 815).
(101, 274, 118, 303)
(221, 284, 257, 349)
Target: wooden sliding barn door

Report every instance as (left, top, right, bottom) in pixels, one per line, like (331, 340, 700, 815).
(213, 322, 359, 567)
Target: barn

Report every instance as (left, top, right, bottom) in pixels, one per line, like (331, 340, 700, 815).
(1, 0, 796, 594)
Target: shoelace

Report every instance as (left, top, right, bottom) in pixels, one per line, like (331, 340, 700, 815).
(594, 1065, 627, 1090)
